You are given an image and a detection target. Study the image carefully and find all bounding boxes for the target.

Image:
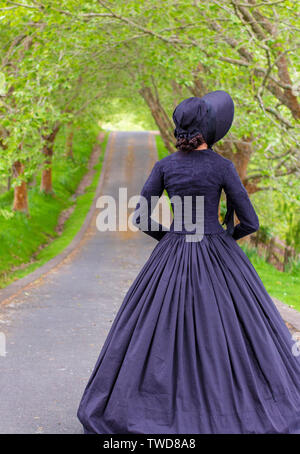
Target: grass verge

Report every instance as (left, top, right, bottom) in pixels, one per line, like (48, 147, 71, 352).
(0, 126, 108, 288)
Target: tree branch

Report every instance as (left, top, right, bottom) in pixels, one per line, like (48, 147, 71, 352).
(97, 0, 182, 46)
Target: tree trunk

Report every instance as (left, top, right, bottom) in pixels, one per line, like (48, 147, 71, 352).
(40, 125, 60, 193)
(255, 231, 260, 248)
(139, 83, 175, 154)
(40, 151, 53, 194)
(283, 245, 292, 272)
(12, 161, 28, 213)
(266, 237, 275, 264)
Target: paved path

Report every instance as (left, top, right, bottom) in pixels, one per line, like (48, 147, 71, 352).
(0, 131, 299, 434)
(0, 131, 159, 434)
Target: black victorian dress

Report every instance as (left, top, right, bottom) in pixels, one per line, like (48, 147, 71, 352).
(77, 147, 300, 434)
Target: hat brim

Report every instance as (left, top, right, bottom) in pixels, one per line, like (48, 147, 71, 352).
(201, 90, 234, 145)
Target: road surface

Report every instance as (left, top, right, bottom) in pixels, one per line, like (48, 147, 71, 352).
(0, 131, 160, 434)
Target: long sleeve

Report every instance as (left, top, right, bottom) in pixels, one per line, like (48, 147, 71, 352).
(222, 161, 259, 241)
(132, 161, 169, 241)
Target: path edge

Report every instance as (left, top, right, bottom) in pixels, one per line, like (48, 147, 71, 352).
(272, 297, 300, 333)
(0, 131, 112, 305)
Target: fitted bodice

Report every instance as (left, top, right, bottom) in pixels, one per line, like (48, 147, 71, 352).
(162, 149, 225, 234)
(133, 147, 259, 241)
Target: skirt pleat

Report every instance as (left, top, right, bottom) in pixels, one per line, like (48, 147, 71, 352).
(77, 231, 300, 434)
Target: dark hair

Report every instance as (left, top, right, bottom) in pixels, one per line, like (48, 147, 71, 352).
(175, 133, 207, 153)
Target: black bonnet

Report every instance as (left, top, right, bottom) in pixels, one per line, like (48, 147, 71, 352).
(172, 90, 234, 147)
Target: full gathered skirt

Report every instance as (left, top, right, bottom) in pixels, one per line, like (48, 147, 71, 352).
(77, 230, 300, 434)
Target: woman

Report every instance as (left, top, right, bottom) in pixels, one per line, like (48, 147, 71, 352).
(77, 90, 300, 434)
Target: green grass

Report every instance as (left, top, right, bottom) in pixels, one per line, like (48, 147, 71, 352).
(0, 126, 108, 288)
(155, 134, 300, 311)
(156, 134, 171, 160)
(240, 243, 300, 311)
